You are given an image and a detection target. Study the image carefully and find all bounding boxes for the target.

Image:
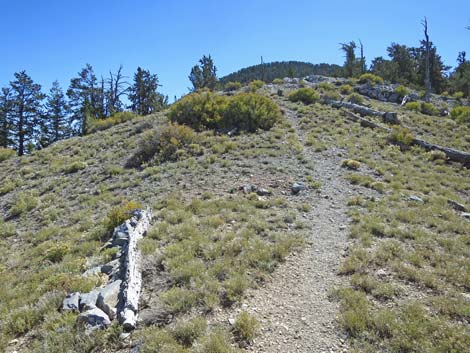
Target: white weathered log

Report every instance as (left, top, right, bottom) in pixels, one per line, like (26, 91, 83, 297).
(118, 208, 152, 331)
(331, 100, 400, 125)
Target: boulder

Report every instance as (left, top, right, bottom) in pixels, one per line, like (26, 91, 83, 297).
(96, 280, 122, 320)
(79, 289, 100, 311)
(77, 307, 111, 329)
(447, 199, 467, 212)
(256, 188, 272, 196)
(112, 229, 130, 247)
(62, 292, 80, 312)
(291, 182, 306, 195)
(408, 195, 424, 203)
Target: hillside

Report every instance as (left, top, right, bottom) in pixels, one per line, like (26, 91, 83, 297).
(1, 78, 470, 353)
(219, 61, 342, 85)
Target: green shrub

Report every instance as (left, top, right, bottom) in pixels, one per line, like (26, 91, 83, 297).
(232, 311, 260, 343)
(389, 126, 414, 146)
(10, 192, 38, 217)
(104, 200, 143, 231)
(272, 78, 284, 84)
(44, 243, 70, 263)
(224, 81, 242, 92)
(129, 123, 197, 167)
(453, 91, 464, 99)
(420, 102, 439, 116)
(394, 85, 410, 97)
(358, 73, 384, 85)
(249, 80, 264, 91)
(404, 102, 421, 112)
(168, 91, 280, 133)
(0, 147, 15, 162)
(172, 317, 207, 347)
(199, 329, 236, 353)
(223, 93, 282, 132)
(340, 84, 353, 94)
(342, 159, 361, 170)
(168, 90, 227, 131)
(62, 161, 87, 174)
(450, 106, 470, 124)
(317, 82, 335, 91)
(87, 112, 138, 133)
(288, 88, 320, 105)
(321, 91, 341, 102)
(346, 93, 364, 105)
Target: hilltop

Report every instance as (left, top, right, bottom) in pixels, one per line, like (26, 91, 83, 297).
(1, 76, 470, 353)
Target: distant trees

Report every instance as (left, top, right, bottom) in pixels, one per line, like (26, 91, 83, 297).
(0, 88, 13, 148)
(128, 67, 167, 115)
(8, 71, 45, 156)
(189, 55, 218, 91)
(449, 52, 470, 97)
(340, 41, 358, 77)
(40, 81, 69, 146)
(67, 64, 102, 135)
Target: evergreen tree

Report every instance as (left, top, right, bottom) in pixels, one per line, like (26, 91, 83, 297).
(450, 52, 470, 97)
(9, 71, 45, 156)
(189, 55, 217, 91)
(128, 67, 167, 115)
(340, 41, 357, 77)
(0, 87, 13, 148)
(67, 64, 103, 135)
(40, 81, 69, 146)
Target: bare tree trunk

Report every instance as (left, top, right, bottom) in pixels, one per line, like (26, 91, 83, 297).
(359, 40, 366, 74)
(423, 17, 432, 102)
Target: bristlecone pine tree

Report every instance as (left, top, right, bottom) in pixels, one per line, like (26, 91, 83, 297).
(189, 54, 218, 91)
(128, 67, 167, 115)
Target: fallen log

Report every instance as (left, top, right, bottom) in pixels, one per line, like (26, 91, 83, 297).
(343, 110, 470, 167)
(119, 208, 153, 331)
(331, 100, 400, 125)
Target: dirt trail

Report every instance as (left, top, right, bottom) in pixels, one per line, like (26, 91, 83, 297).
(226, 105, 353, 352)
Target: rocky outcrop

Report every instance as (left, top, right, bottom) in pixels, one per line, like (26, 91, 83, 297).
(355, 83, 416, 104)
(62, 208, 152, 331)
(330, 100, 400, 125)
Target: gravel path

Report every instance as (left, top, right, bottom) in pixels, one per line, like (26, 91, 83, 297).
(210, 105, 353, 352)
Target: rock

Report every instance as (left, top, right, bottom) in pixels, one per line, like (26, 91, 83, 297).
(138, 306, 172, 326)
(62, 292, 80, 312)
(101, 259, 120, 276)
(79, 289, 100, 311)
(277, 89, 283, 96)
(96, 280, 122, 320)
(112, 228, 130, 246)
(376, 269, 387, 277)
(83, 266, 102, 277)
(447, 199, 467, 212)
(291, 182, 306, 195)
(241, 184, 257, 194)
(408, 195, 424, 203)
(257, 188, 272, 196)
(77, 307, 111, 329)
(462, 213, 470, 219)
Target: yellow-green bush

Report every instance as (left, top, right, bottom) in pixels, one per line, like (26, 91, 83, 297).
(249, 80, 264, 91)
(420, 102, 439, 116)
(394, 85, 410, 97)
(168, 91, 281, 133)
(450, 106, 470, 124)
(0, 148, 15, 162)
(288, 88, 320, 105)
(389, 126, 414, 146)
(342, 159, 361, 170)
(224, 81, 242, 92)
(128, 123, 197, 167)
(104, 200, 143, 231)
(223, 93, 282, 132)
(358, 73, 384, 85)
(404, 102, 421, 112)
(340, 84, 353, 94)
(9, 192, 38, 217)
(168, 90, 227, 131)
(272, 78, 284, 84)
(233, 311, 260, 343)
(87, 112, 138, 133)
(346, 93, 364, 105)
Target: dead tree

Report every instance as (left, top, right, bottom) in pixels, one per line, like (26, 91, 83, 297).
(422, 17, 432, 102)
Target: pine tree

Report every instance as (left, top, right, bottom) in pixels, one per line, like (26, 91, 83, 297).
(0, 87, 13, 148)
(189, 55, 217, 91)
(9, 71, 45, 156)
(67, 64, 103, 135)
(40, 81, 69, 146)
(340, 42, 357, 77)
(128, 67, 166, 115)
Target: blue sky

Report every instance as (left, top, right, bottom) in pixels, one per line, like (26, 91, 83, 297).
(1, 0, 469, 100)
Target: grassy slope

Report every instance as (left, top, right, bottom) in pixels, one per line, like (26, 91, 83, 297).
(1, 81, 470, 352)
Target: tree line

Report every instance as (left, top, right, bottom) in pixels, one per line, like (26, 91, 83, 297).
(0, 65, 168, 155)
(339, 19, 470, 99)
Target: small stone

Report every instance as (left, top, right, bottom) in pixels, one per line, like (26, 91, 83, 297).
(376, 268, 387, 277)
(241, 184, 257, 194)
(77, 307, 111, 329)
(257, 188, 272, 196)
(79, 289, 100, 311)
(408, 195, 424, 203)
(62, 292, 80, 312)
(462, 213, 470, 218)
(228, 317, 236, 326)
(291, 182, 306, 195)
(96, 280, 122, 320)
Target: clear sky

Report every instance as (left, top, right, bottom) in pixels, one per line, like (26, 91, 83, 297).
(1, 0, 469, 100)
